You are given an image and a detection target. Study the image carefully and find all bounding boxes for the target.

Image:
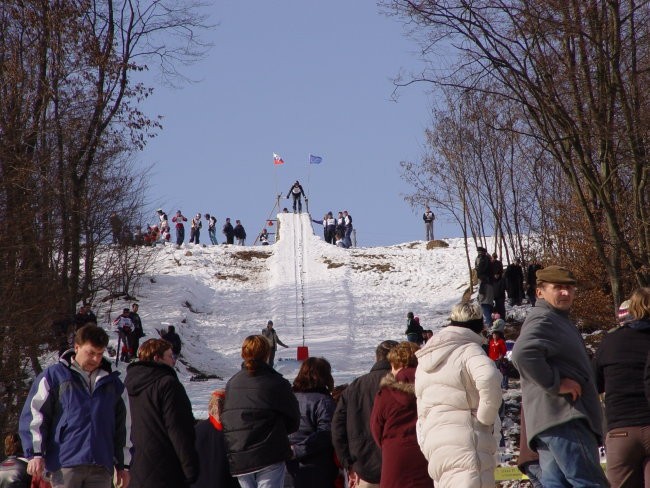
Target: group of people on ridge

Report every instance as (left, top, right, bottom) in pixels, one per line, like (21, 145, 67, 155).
(312, 210, 354, 248)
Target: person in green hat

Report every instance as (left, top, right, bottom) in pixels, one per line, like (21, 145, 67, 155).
(512, 266, 608, 487)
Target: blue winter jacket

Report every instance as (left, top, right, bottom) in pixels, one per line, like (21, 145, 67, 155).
(19, 350, 132, 473)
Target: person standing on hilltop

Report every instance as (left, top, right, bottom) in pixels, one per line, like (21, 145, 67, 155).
(172, 210, 188, 247)
(287, 181, 306, 213)
(233, 220, 247, 246)
(423, 206, 435, 241)
(190, 213, 202, 244)
(205, 214, 218, 245)
(222, 218, 235, 245)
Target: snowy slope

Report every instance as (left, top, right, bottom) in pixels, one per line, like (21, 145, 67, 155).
(102, 212, 481, 416)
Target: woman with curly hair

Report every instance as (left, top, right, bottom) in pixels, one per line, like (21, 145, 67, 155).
(221, 335, 300, 488)
(286, 357, 338, 488)
(370, 342, 432, 488)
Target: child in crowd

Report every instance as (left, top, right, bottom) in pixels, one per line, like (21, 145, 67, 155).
(487, 318, 508, 389)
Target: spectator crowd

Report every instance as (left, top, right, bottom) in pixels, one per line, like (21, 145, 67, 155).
(6, 258, 650, 488)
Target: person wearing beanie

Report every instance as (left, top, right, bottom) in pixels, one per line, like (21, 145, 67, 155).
(512, 265, 609, 487)
(594, 288, 650, 487)
(617, 299, 631, 325)
(414, 301, 502, 487)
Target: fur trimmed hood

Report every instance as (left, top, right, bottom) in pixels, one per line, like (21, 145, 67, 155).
(378, 367, 417, 402)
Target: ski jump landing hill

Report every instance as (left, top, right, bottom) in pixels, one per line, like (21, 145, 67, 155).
(140, 211, 471, 385)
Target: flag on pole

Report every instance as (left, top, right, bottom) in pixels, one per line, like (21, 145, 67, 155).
(273, 153, 284, 165)
(309, 154, 322, 164)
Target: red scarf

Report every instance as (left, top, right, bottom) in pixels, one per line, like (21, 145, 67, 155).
(209, 415, 223, 431)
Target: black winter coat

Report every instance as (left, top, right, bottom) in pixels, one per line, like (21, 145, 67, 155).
(233, 224, 246, 240)
(125, 361, 199, 488)
(191, 420, 239, 488)
(594, 319, 650, 430)
(222, 222, 235, 238)
(221, 361, 300, 476)
(331, 359, 391, 484)
(287, 390, 338, 488)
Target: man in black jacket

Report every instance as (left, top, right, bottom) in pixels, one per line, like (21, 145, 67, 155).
(331, 340, 398, 488)
(222, 218, 235, 245)
(126, 339, 199, 488)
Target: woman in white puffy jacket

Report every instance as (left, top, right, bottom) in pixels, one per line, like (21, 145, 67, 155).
(415, 301, 503, 488)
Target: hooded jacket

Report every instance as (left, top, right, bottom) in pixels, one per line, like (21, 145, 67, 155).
(512, 299, 603, 446)
(415, 326, 502, 488)
(125, 361, 199, 488)
(221, 361, 300, 476)
(370, 368, 432, 488)
(331, 360, 391, 484)
(19, 350, 131, 474)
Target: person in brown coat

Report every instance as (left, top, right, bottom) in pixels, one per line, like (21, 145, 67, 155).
(370, 342, 433, 488)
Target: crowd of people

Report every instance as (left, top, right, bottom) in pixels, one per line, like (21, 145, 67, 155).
(312, 210, 354, 248)
(475, 247, 543, 327)
(6, 262, 650, 488)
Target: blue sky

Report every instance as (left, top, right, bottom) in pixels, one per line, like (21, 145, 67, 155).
(137, 1, 457, 246)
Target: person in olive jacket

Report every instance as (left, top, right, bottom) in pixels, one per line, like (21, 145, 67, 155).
(125, 339, 199, 488)
(222, 335, 300, 488)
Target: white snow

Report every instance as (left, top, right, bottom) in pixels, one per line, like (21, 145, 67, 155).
(72, 212, 533, 485)
(98, 213, 488, 418)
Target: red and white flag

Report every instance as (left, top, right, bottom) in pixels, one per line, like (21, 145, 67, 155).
(273, 153, 284, 165)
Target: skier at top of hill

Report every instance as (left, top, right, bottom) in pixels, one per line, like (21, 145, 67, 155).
(286, 181, 306, 213)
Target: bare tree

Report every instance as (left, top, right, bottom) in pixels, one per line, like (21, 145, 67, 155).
(384, 0, 650, 309)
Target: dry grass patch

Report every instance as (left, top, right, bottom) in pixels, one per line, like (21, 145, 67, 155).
(214, 272, 248, 282)
(233, 250, 271, 261)
(323, 258, 344, 269)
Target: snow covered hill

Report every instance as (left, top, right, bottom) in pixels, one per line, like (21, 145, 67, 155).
(103, 212, 480, 416)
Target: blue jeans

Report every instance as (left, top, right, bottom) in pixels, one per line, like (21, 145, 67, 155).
(236, 462, 286, 488)
(534, 420, 608, 487)
(208, 228, 217, 244)
(480, 304, 493, 328)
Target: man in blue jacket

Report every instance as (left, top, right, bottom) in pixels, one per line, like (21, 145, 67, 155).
(19, 324, 131, 488)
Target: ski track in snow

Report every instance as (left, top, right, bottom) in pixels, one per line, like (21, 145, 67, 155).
(97, 213, 490, 419)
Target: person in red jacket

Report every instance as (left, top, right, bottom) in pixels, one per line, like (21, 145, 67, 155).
(487, 319, 508, 389)
(370, 342, 433, 488)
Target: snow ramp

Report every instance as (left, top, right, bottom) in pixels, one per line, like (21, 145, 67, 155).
(267, 213, 359, 373)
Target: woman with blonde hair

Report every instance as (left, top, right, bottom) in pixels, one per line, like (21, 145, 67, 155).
(221, 335, 300, 488)
(415, 301, 502, 487)
(595, 287, 650, 487)
(370, 342, 432, 488)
